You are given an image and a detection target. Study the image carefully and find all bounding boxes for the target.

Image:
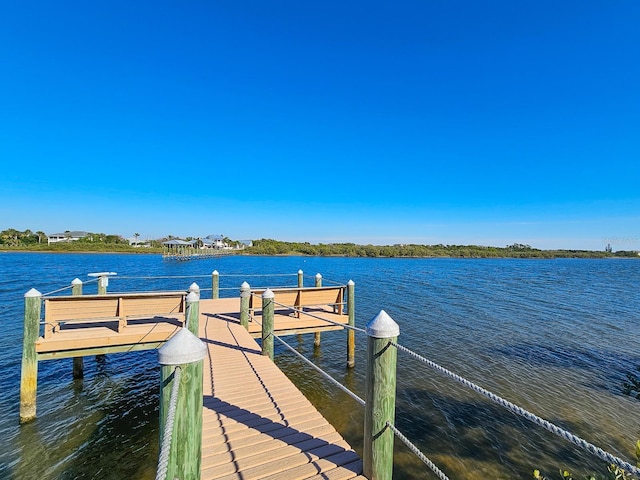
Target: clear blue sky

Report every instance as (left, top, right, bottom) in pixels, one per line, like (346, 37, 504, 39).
(2, 1, 639, 250)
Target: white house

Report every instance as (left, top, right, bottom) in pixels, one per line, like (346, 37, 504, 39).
(47, 231, 89, 244)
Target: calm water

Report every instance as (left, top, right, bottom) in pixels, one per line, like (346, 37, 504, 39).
(0, 253, 639, 479)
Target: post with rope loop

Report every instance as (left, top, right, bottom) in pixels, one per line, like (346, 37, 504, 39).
(239, 282, 250, 330)
(297, 269, 304, 288)
(211, 270, 219, 299)
(71, 278, 84, 379)
(185, 288, 199, 337)
(20, 288, 42, 423)
(347, 280, 355, 368)
(262, 289, 274, 360)
(314, 273, 322, 347)
(364, 310, 400, 480)
(157, 328, 207, 480)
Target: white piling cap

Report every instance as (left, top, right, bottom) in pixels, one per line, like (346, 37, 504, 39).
(158, 328, 207, 365)
(188, 282, 200, 293)
(262, 288, 274, 299)
(25, 288, 42, 298)
(240, 281, 250, 289)
(72, 278, 83, 285)
(298, 269, 303, 274)
(186, 291, 199, 303)
(315, 273, 322, 279)
(212, 270, 219, 275)
(366, 310, 400, 338)
(348, 279, 354, 286)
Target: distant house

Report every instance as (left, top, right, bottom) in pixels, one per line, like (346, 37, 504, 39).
(127, 236, 151, 248)
(202, 235, 228, 250)
(47, 231, 89, 245)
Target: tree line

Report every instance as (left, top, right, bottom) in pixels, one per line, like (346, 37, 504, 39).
(2, 228, 638, 258)
(247, 239, 639, 258)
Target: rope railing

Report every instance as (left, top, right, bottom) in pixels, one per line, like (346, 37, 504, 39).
(272, 332, 365, 406)
(390, 340, 640, 477)
(155, 366, 182, 480)
(385, 421, 450, 480)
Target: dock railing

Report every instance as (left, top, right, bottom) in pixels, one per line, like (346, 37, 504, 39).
(242, 288, 640, 480)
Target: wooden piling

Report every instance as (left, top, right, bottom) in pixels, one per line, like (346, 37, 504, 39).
(72, 278, 84, 379)
(239, 282, 250, 330)
(158, 328, 207, 480)
(98, 275, 107, 295)
(185, 290, 199, 337)
(261, 289, 274, 360)
(364, 310, 399, 480)
(211, 270, 219, 299)
(347, 279, 355, 368)
(314, 273, 322, 346)
(298, 269, 304, 288)
(20, 288, 41, 423)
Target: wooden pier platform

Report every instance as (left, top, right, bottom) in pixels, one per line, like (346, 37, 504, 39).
(199, 298, 365, 479)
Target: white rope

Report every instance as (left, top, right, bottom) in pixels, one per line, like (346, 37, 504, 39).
(386, 421, 450, 480)
(392, 341, 640, 476)
(156, 366, 182, 480)
(272, 333, 365, 406)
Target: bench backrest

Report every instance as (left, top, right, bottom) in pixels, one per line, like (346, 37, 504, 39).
(249, 286, 345, 312)
(44, 291, 186, 322)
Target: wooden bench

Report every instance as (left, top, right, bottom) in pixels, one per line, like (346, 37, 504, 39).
(43, 291, 187, 338)
(249, 286, 345, 318)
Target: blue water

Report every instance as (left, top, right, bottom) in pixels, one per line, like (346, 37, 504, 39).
(0, 253, 639, 479)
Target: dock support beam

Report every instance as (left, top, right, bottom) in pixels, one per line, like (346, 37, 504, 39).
(211, 270, 219, 299)
(20, 288, 42, 423)
(297, 269, 304, 288)
(364, 310, 399, 480)
(185, 289, 200, 337)
(347, 280, 355, 368)
(314, 274, 322, 347)
(240, 282, 250, 330)
(262, 289, 274, 360)
(72, 278, 84, 379)
(158, 328, 207, 480)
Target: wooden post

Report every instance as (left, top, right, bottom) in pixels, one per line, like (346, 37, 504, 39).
(20, 288, 41, 423)
(239, 282, 250, 330)
(364, 310, 399, 480)
(314, 273, 322, 347)
(185, 290, 199, 337)
(347, 280, 355, 368)
(211, 270, 219, 299)
(261, 289, 274, 360)
(158, 328, 207, 480)
(98, 275, 107, 295)
(297, 269, 304, 288)
(72, 278, 84, 379)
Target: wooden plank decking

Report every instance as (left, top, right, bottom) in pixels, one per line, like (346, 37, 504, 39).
(199, 298, 365, 479)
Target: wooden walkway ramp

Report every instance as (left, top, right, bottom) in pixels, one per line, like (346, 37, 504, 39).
(198, 298, 365, 480)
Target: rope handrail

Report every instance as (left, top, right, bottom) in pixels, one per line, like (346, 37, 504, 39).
(257, 314, 447, 477)
(156, 366, 182, 480)
(386, 421, 450, 480)
(271, 333, 365, 406)
(391, 341, 640, 476)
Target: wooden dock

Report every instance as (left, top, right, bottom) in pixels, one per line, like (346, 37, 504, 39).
(25, 290, 364, 479)
(199, 298, 364, 479)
